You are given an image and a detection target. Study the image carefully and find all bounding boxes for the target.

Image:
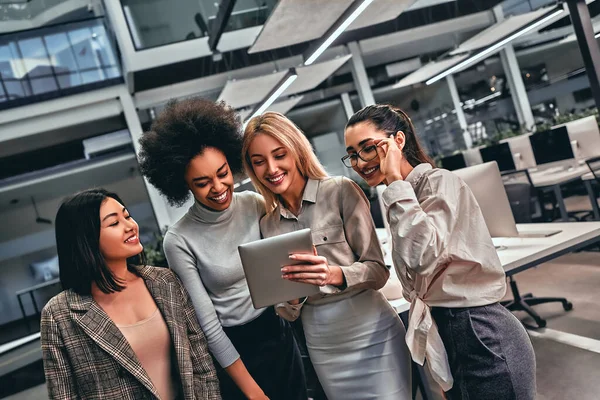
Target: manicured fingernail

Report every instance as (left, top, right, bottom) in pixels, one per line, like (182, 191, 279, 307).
(281, 267, 288, 273)
(289, 255, 296, 259)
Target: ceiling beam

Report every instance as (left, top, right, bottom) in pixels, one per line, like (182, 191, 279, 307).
(209, 0, 237, 51)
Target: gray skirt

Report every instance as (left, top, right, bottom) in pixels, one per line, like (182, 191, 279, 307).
(301, 289, 412, 400)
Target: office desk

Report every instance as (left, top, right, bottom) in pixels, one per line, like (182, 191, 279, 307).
(377, 223, 600, 400)
(528, 164, 591, 221)
(582, 172, 599, 220)
(15, 278, 60, 330)
(379, 222, 600, 283)
(493, 222, 600, 276)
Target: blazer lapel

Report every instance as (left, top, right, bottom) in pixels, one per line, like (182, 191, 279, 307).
(70, 293, 160, 398)
(145, 278, 194, 399)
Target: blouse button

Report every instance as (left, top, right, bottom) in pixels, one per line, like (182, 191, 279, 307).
(323, 236, 328, 242)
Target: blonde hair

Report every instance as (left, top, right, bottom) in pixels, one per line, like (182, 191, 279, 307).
(242, 112, 328, 212)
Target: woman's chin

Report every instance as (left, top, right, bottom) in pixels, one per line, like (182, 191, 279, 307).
(365, 174, 385, 187)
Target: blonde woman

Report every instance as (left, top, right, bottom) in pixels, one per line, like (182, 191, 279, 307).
(242, 112, 411, 400)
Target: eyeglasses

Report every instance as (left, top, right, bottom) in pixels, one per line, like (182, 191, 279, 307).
(341, 144, 378, 168)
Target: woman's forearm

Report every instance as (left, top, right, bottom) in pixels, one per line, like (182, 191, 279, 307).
(225, 358, 266, 399)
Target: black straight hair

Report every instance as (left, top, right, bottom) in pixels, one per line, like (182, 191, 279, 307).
(346, 104, 436, 168)
(55, 188, 145, 295)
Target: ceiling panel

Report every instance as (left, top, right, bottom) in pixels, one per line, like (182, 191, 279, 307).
(450, 6, 562, 55)
(283, 55, 352, 96)
(249, 0, 416, 54)
(218, 55, 351, 110)
(238, 96, 304, 121)
(348, 0, 416, 31)
(217, 70, 288, 109)
(392, 55, 468, 88)
(249, 0, 353, 54)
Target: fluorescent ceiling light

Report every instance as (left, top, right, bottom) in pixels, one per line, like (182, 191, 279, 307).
(304, 0, 374, 66)
(245, 69, 298, 124)
(426, 8, 564, 85)
(596, 32, 600, 38)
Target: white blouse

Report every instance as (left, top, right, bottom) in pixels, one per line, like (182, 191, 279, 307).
(381, 163, 507, 391)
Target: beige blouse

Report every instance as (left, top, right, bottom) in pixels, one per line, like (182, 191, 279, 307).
(118, 309, 178, 400)
(260, 177, 389, 319)
(381, 163, 507, 391)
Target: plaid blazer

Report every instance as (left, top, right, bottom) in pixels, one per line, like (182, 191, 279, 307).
(41, 265, 221, 400)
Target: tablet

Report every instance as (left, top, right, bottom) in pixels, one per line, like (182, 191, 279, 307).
(238, 228, 320, 309)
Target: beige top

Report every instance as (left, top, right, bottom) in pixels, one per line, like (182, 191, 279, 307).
(118, 309, 177, 400)
(260, 177, 389, 320)
(381, 163, 507, 391)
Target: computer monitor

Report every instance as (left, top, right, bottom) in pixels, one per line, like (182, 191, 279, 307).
(554, 116, 600, 160)
(441, 153, 467, 171)
(529, 126, 574, 165)
(463, 148, 483, 166)
(501, 134, 537, 169)
(479, 142, 516, 172)
(453, 162, 519, 238)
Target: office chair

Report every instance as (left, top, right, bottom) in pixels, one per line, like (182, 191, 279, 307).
(501, 170, 543, 222)
(585, 155, 600, 226)
(501, 169, 573, 328)
(587, 155, 600, 181)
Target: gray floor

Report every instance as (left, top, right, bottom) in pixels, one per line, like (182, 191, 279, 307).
(4, 252, 600, 400)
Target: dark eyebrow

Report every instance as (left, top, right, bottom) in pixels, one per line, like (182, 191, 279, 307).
(102, 207, 127, 222)
(250, 147, 285, 158)
(345, 138, 373, 152)
(192, 162, 227, 182)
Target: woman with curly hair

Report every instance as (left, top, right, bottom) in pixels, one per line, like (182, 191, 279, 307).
(138, 98, 307, 400)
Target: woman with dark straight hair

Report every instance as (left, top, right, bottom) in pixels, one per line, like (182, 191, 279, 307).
(41, 188, 220, 400)
(343, 104, 536, 400)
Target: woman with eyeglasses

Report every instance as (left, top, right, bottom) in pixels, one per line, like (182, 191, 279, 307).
(343, 104, 536, 400)
(241, 112, 412, 400)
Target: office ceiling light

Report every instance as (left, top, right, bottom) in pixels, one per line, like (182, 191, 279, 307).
(426, 7, 564, 86)
(303, 0, 374, 66)
(245, 68, 298, 123)
(595, 32, 600, 39)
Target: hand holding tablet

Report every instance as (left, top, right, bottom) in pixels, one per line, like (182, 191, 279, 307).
(238, 228, 320, 309)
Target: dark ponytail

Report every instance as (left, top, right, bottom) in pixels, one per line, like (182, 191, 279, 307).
(346, 104, 436, 168)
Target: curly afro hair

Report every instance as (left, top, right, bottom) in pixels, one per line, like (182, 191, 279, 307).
(138, 98, 242, 207)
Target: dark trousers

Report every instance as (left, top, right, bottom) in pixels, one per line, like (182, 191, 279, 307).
(431, 302, 536, 400)
(217, 307, 308, 400)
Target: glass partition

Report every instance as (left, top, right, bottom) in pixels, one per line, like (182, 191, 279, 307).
(120, 0, 277, 50)
(0, 18, 121, 108)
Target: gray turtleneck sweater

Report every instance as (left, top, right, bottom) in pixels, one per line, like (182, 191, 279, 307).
(163, 191, 266, 368)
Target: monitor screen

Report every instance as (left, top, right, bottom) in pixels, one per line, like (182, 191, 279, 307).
(529, 126, 574, 165)
(441, 153, 467, 171)
(479, 142, 516, 172)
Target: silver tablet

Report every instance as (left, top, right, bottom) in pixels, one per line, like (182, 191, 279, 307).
(238, 228, 320, 309)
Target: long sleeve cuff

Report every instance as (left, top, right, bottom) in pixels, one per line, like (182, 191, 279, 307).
(212, 341, 241, 369)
